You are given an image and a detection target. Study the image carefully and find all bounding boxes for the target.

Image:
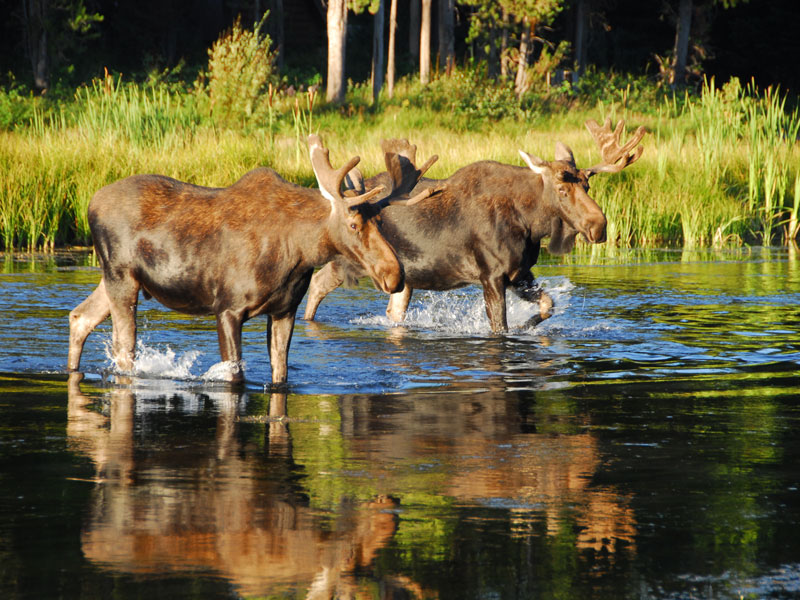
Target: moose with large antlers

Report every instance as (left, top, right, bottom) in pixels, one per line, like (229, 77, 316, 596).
(68, 135, 432, 385)
(304, 118, 646, 332)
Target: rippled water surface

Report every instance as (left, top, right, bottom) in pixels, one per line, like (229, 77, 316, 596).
(1, 247, 799, 599)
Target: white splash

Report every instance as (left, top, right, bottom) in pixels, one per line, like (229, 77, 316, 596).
(352, 277, 575, 335)
(202, 360, 246, 383)
(103, 340, 245, 382)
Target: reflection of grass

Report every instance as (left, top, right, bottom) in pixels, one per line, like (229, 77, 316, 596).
(3, 73, 799, 250)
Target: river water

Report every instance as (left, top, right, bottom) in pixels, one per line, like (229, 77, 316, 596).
(0, 247, 798, 599)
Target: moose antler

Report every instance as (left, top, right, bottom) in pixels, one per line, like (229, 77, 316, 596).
(584, 118, 646, 175)
(340, 139, 439, 207)
(308, 135, 385, 206)
(376, 139, 439, 207)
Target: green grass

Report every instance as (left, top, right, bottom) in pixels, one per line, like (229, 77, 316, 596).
(1, 69, 798, 251)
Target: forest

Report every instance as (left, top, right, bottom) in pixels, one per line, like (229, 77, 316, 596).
(1, 0, 799, 250)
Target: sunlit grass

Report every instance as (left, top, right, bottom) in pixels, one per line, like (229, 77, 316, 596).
(1, 71, 798, 250)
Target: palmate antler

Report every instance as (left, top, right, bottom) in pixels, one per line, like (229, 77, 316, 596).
(584, 118, 646, 175)
(378, 139, 439, 207)
(342, 138, 439, 207)
(308, 134, 385, 207)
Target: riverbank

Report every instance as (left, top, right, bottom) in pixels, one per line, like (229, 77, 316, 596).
(2, 71, 798, 251)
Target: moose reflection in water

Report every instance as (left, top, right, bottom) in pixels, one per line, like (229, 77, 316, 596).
(67, 373, 637, 597)
(67, 374, 422, 598)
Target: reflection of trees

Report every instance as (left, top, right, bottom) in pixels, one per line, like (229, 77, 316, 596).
(66, 374, 425, 599)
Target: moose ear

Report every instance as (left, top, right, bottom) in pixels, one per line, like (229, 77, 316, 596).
(554, 142, 576, 166)
(519, 150, 548, 175)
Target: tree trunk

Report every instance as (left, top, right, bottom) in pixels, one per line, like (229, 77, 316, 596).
(409, 0, 420, 64)
(387, 0, 398, 98)
(672, 0, 692, 86)
(514, 16, 533, 99)
(22, 0, 49, 93)
(574, 0, 588, 77)
(326, 0, 347, 104)
(266, 0, 285, 71)
(420, 0, 432, 84)
(500, 8, 510, 78)
(438, 0, 455, 74)
(371, 0, 385, 104)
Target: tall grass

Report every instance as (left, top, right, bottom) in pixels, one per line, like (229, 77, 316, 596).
(1, 69, 799, 251)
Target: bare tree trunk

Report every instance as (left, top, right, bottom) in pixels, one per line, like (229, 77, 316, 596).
(514, 16, 533, 99)
(500, 8, 510, 78)
(371, 0, 385, 104)
(387, 0, 398, 98)
(574, 0, 588, 77)
(22, 0, 49, 93)
(438, 0, 455, 74)
(326, 0, 347, 104)
(266, 0, 285, 71)
(420, 0, 432, 84)
(672, 0, 692, 86)
(409, 0, 420, 64)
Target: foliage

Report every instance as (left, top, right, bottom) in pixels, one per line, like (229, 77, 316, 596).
(1, 64, 799, 251)
(196, 13, 277, 128)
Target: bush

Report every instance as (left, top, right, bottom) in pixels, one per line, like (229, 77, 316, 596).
(198, 14, 277, 128)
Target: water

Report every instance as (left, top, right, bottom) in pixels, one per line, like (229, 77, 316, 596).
(1, 247, 799, 599)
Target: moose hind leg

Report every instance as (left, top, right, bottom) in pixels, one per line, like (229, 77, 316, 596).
(68, 279, 112, 371)
(267, 312, 296, 386)
(105, 277, 140, 373)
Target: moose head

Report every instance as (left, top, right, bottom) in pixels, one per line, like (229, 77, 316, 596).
(518, 118, 646, 254)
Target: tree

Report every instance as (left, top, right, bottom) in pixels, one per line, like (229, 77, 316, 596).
(371, 0, 385, 103)
(671, 0, 692, 86)
(573, 0, 589, 77)
(326, 0, 348, 103)
(409, 0, 420, 64)
(419, 0, 432, 84)
(668, 0, 750, 87)
(19, 0, 103, 93)
(386, 0, 398, 98)
(439, 0, 455, 74)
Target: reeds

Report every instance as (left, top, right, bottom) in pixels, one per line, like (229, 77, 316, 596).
(1, 71, 799, 250)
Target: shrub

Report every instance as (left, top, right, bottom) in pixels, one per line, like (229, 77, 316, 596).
(199, 14, 277, 127)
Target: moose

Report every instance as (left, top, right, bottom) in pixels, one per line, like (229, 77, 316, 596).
(68, 135, 433, 385)
(303, 119, 646, 332)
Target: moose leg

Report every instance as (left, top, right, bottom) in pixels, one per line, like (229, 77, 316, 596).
(106, 282, 140, 373)
(303, 262, 345, 321)
(481, 276, 508, 333)
(267, 312, 296, 386)
(510, 271, 554, 325)
(386, 285, 413, 322)
(68, 279, 112, 371)
(216, 310, 245, 382)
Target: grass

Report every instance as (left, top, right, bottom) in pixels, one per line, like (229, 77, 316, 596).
(0, 68, 798, 251)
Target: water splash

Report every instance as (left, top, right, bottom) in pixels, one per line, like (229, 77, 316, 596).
(352, 277, 575, 335)
(103, 339, 244, 382)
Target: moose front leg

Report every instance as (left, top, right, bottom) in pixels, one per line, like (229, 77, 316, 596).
(303, 262, 345, 321)
(267, 312, 296, 386)
(68, 279, 112, 371)
(481, 276, 508, 333)
(386, 284, 413, 322)
(510, 271, 553, 326)
(216, 310, 245, 383)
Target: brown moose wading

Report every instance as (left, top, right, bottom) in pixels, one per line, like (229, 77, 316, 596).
(304, 119, 646, 332)
(67, 135, 433, 386)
